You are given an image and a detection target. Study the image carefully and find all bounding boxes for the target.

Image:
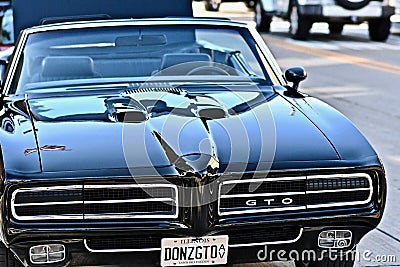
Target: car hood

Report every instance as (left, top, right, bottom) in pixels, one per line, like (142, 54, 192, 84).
(27, 88, 340, 175)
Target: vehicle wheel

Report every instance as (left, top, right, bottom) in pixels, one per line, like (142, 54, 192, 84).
(336, 0, 369, 10)
(205, 0, 221, 11)
(329, 22, 344, 34)
(289, 4, 312, 40)
(0, 243, 23, 267)
(368, 17, 391, 42)
(245, 0, 256, 8)
(255, 1, 272, 32)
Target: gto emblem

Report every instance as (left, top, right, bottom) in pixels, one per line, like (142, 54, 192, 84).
(245, 198, 294, 206)
(245, 200, 257, 206)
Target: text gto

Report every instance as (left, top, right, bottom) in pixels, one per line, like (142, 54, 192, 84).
(245, 198, 294, 206)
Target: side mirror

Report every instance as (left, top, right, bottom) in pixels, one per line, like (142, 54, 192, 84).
(285, 67, 307, 91)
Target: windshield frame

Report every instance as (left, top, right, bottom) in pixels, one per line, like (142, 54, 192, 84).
(1, 19, 285, 97)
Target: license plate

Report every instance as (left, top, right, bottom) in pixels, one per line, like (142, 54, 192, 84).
(161, 235, 228, 266)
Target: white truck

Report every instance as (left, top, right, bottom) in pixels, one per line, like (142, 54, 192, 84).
(203, 0, 256, 11)
(254, 0, 395, 41)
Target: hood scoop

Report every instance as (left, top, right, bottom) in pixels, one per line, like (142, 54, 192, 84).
(105, 97, 148, 123)
(196, 106, 227, 120)
(121, 87, 228, 120)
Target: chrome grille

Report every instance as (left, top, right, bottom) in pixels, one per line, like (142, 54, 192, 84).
(218, 173, 373, 216)
(11, 184, 178, 221)
(306, 173, 373, 209)
(219, 177, 307, 216)
(11, 185, 83, 221)
(83, 184, 177, 219)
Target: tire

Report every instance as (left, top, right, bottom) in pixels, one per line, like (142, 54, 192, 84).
(289, 4, 312, 40)
(204, 0, 221, 11)
(329, 22, 344, 34)
(0, 243, 23, 267)
(368, 17, 391, 42)
(336, 0, 369, 10)
(245, 0, 256, 8)
(255, 1, 272, 32)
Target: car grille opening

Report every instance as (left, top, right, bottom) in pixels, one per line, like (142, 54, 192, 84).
(85, 236, 165, 252)
(220, 227, 302, 247)
(11, 184, 178, 221)
(219, 173, 373, 216)
(84, 227, 303, 251)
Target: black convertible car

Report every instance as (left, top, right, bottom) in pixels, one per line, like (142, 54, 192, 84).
(0, 0, 385, 267)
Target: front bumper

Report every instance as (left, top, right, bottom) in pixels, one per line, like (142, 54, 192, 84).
(2, 167, 386, 266)
(8, 221, 377, 266)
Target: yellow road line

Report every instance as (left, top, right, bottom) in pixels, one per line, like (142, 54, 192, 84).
(264, 35, 400, 76)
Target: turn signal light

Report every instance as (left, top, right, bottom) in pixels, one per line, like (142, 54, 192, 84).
(30, 244, 65, 264)
(318, 230, 352, 248)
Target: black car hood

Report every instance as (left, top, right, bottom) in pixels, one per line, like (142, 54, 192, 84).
(27, 88, 340, 175)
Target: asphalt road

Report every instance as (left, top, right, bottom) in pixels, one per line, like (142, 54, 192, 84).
(194, 2, 400, 267)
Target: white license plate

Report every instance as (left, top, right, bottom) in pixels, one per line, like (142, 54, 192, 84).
(161, 235, 229, 266)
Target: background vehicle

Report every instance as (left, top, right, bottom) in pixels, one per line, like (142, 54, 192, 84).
(254, 0, 395, 41)
(391, 0, 400, 32)
(0, 1, 12, 45)
(1, 7, 13, 44)
(201, 0, 256, 11)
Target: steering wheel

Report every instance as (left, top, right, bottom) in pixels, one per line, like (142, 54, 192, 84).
(187, 66, 230, 76)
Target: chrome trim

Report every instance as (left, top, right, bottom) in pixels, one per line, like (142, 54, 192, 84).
(84, 239, 161, 252)
(84, 198, 174, 205)
(29, 244, 66, 264)
(14, 201, 82, 207)
(11, 184, 179, 221)
(306, 188, 370, 194)
(307, 173, 372, 180)
(11, 185, 83, 221)
(318, 230, 352, 249)
(306, 173, 373, 209)
(221, 176, 307, 185)
(220, 206, 307, 216)
(218, 173, 373, 216)
(13, 214, 83, 221)
(24, 19, 249, 34)
(248, 26, 286, 84)
(84, 214, 177, 219)
(218, 176, 307, 216)
(84, 227, 304, 252)
(220, 191, 306, 199)
(84, 184, 177, 189)
(2, 30, 29, 96)
(228, 228, 303, 248)
(307, 201, 371, 209)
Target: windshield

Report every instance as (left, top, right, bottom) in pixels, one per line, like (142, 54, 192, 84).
(12, 24, 275, 94)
